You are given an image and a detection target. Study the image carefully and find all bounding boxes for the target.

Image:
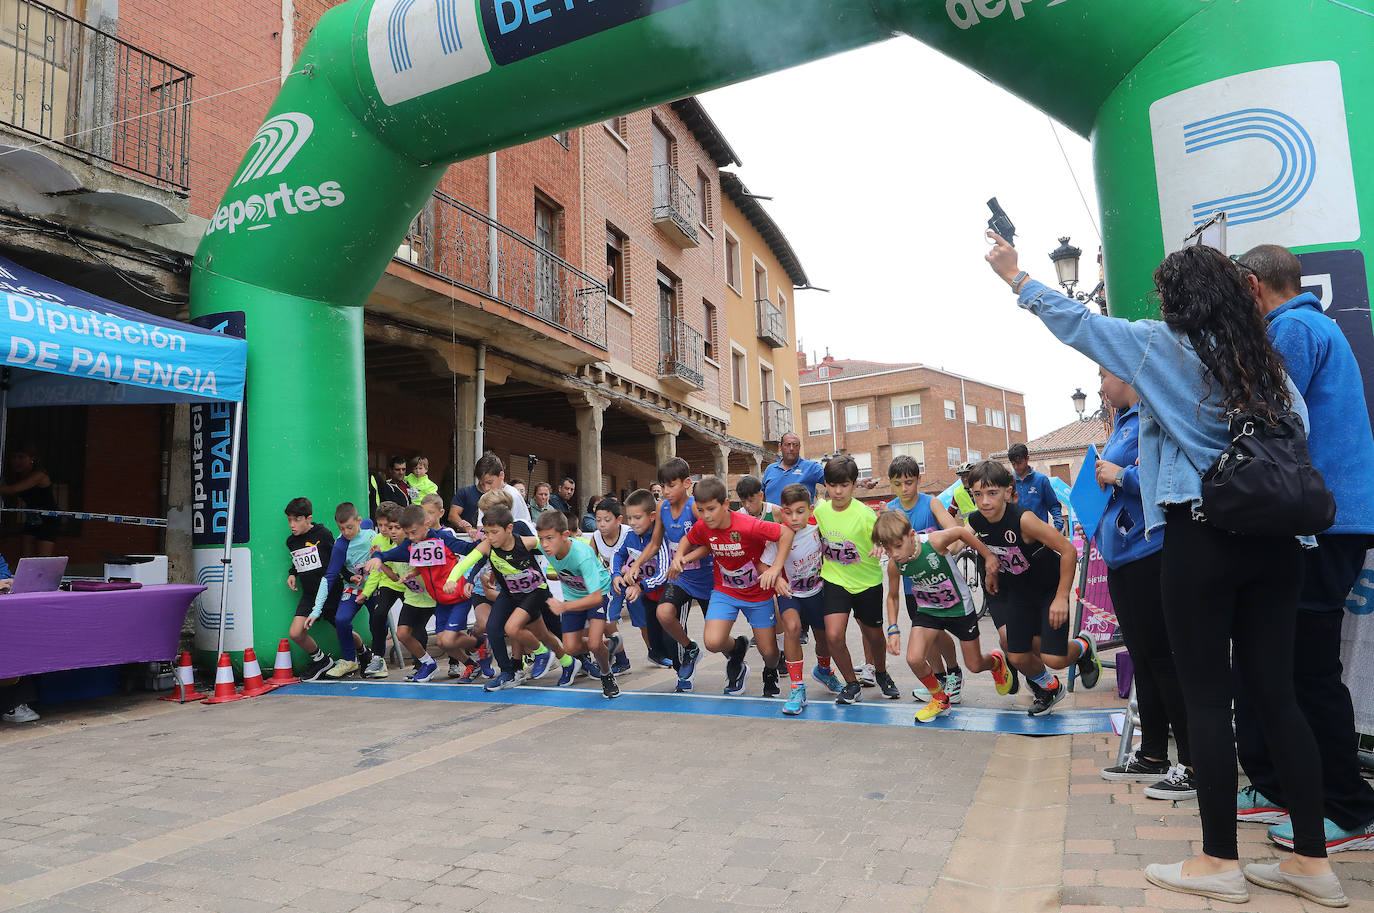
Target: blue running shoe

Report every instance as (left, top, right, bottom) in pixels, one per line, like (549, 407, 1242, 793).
(456, 662, 480, 683)
(646, 651, 674, 668)
(782, 684, 807, 716)
(475, 639, 495, 679)
(677, 644, 701, 691)
(811, 665, 844, 694)
(483, 671, 517, 691)
(724, 662, 749, 696)
(556, 657, 578, 687)
(1269, 817, 1374, 853)
(582, 654, 602, 679)
(529, 649, 552, 680)
(410, 659, 438, 684)
(611, 650, 631, 675)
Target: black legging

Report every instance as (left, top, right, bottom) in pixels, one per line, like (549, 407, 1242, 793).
(369, 590, 400, 655)
(1159, 507, 1325, 859)
(1107, 550, 1190, 766)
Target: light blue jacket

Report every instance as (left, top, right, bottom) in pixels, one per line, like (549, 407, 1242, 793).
(1017, 280, 1307, 538)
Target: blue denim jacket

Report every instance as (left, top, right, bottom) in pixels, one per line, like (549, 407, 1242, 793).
(1017, 280, 1308, 539)
(1095, 406, 1162, 568)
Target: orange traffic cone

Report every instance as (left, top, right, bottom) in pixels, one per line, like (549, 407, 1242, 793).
(159, 652, 209, 702)
(239, 647, 276, 697)
(201, 652, 247, 704)
(268, 638, 299, 686)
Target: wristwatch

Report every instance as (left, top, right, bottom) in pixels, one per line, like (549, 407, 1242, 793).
(1112, 470, 1123, 488)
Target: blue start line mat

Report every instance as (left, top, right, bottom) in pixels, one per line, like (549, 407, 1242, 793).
(278, 680, 1117, 735)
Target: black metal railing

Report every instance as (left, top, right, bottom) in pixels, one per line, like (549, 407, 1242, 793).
(658, 316, 704, 388)
(1, 0, 193, 189)
(762, 399, 792, 442)
(652, 162, 698, 245)
(756, 297, 787, 348)
(398, 190, 608, 349)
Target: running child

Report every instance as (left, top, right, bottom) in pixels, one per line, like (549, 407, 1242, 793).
(813, 455, 901, 704)
(964, 460, 1101, 715)
(588, 497, 634, 674)
(874, 510, 1014, 722)
(612, 489, 675, 670)
(284, 497, 341, 681)
(670, 476, 792, 696)
(736, 475, 778, 521)
(314, 501, 375, 679)
(536, 511, 622, 699)
(772, 482, 844, 714)
(356, 501, 407, 679)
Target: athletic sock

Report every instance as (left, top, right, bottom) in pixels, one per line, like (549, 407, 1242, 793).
(1029, 669, 1056, 689)
(817, 656, 832, 672)
(920, 675, 947, 702)
(559, 653, 573, 668)
(948, 664, 962, 674)
(786, 660, 803, 686)
(533, 644, 550, 656)
(1075, 634, 1092, 657)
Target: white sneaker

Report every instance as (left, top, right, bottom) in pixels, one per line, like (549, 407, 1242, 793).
(2, 703, 40, 723)
(857, 663, 877, 687)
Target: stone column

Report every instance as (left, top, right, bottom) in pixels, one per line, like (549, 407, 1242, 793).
(454, 376, 478, 482)
(570, 392, 610, 503)
(648, 419, 681, 467)
(751, 453, 763, 477)
(712, 442, 730, 479)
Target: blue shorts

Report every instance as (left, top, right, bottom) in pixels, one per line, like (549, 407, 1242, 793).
(625, 594, 649, 628)
(561, 595, 615, 633)
(705, 591, 777, 630)
(432, 600, 472, 634)
(777, 592, 826, 630)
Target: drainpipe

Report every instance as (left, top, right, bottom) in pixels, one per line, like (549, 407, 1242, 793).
(827, 379, 837, 455)
(280, 0, 294, 82)
(487, 153, 499, 296)
(475, 343, 487, 458)
(959, 377, 970, 455)
(1001, 388, 1011, 452)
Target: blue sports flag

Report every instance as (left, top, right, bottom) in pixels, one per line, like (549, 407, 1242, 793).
(1069, 445, 1111, 541)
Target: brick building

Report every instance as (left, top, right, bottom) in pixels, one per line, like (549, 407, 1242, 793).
(996, 417, 1112, 485)
(798, 352, 1029, 502)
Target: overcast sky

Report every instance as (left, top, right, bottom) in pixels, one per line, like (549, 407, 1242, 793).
(702, 37, 1104, 439)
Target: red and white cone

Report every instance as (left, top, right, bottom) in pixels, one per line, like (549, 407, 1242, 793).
(201, 652, 247, 704)
(159, 652, 209, 702)
(268, 638, 299, 686)
(239, 647, 276, 697)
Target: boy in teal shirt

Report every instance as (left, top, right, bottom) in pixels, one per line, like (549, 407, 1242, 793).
(535, 511, 622, 699)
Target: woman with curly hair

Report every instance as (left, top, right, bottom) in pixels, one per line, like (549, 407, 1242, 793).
(985, 236, 1345, 908)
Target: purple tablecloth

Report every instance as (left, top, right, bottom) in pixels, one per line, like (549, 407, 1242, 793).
(0, 584, 205, 677)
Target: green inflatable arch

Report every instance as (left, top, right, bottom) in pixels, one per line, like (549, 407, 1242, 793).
(191, 0, 1374, 667)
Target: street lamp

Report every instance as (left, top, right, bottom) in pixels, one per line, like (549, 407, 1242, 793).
(1071, 387, 1087, 419)
(1048, 236, 1107, 314)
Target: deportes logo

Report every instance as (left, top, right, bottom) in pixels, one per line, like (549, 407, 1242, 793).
(233, 113, 314, 187)
(1182, 109, 1315, 228)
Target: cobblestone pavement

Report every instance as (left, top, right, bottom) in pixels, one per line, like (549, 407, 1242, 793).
(1, 622, 1371, 912)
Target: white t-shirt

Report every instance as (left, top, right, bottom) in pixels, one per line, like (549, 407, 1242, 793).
(763, 523, 824, 599)
(589, 524, 630, 568)
(475, 483, 533, 527)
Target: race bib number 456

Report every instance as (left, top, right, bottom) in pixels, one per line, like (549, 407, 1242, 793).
(410, 539, 448, 567)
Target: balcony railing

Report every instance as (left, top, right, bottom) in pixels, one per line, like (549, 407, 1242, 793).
(651, 162, 699, 248)
(1, 0, 193, 189)
(762, 399, 792, 443)
(755, 297, 787, 349)
(398, 190, 607, 349)
(658, 316, 704, 389)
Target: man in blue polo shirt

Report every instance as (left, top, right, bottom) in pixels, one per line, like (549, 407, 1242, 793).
(1008, 443, 1063, 530)
(761, 433, 826, 505)
(1234, 244, 1374, 854)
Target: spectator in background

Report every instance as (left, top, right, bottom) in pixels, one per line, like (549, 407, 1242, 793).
(529, 482, 554, 520)
(580, 495, 599, 534)
(650, 482, 663, 502)
(1234, 244, 1374, 853)
(404, 456, 438, 505)
(1007, 443, 1063, 531)
(1, 551, 38, 724)
(550, 476, 576, 515)
(1, 446, 58, 556)
(369, 456, 410, 519)
(762, 432, 826, 505)
(512, 480, 527, 503)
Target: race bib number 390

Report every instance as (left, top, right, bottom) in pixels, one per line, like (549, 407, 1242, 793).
(290, 545, 321, 573)
(411, 540, 448, 567)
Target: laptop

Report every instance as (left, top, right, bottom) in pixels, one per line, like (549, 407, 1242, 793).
(9, 556, 69, 594)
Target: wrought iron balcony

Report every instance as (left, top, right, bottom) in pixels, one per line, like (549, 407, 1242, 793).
(0, 0, 193, 190)
(398, 190, 607, 349)
(762, 399, 792, 443)
(652, 162, 699, 249)
(658, 316, 704, 390)
(756, 297, 787, 349)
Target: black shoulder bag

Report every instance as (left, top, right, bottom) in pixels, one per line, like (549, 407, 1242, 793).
(1196, 409, 1335, 537)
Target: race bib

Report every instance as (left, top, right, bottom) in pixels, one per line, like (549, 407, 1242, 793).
(682, 557, 702, 571)
(790, 573, 822, 597)
(821, 538, 861, 564)
(503, 567, 544, 594)
(719, 562, 759, 590)
(410, 539, 449, 567)
(403, 576, 425, 593)
(913, 578, 960, 608)
(290, 545, 322, 573)
(556, 570, 587, 592)
(988, 545, 1030, 575)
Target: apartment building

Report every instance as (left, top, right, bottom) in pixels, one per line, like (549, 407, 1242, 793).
(798, 352, 1029, 501)
(995, 418, 1111, 485)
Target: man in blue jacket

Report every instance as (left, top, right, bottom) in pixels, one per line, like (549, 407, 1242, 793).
(1236, 244, 1374, 853)
(1008, 443, 1063, 531)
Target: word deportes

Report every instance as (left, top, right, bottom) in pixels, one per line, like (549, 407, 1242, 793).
(204, 180, 346, 236)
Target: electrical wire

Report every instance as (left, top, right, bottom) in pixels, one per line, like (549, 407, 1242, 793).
(1322, 0, 1374, 17)
(1046, 116, 1102, 243)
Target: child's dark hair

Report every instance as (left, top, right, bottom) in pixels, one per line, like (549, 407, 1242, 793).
(657, 456, 691, 485)
(872, 510, 912, 548)
(399, 504, 427, 528)
(735, 475, 762, 499)
(535, 510, 569, 533)
(966, 459, 1013, 489)
(285, 497, 313, 518)
(376, 501, 402, 523)
(474, 451, 504, 480)
(887, 455, 921, 480)
(693, 476, 728, 506)
(595, 497, 623, 518)
(823, 455, 858, 485)
(483, 504, 514, 529)
(334, 501, 360, 525)
(624, 489, 656, 514)
(1007, 443, 1029, 463)
(779, 483, 812, 507)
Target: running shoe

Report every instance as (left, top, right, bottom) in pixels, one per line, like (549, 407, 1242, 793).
(582, 654, 602, 679)
(1007, 662, 1020, 695)
(811, 665, 844, 694)
(303, 655, 335, 682)
(915, 696, 951, 724)
(1237, 785, 1290, 824)
(410, 659, 438, 683)
(677, 643, 701, 691)
(1268, 817, 1374, 853)
(529, 650, 552, 680)
(782, 684, 807, 716)
(611, 650, 631, 676)
(1076, 635, 1102, 690)
(325, 659, 359, 679)
(646, 651, 674, 668)
(912, 682, 931, 700)
(483, 671, 517, 691)
(447, 658, 463, 679)
(357, 647, 373, 671)
(725, 661, 750, 696)
(836, 680, 863, 705)
(799, 629, 809, 646)
(363, 654, 389, 679)
(724, 636, 748, 691)
(1, 703, 39, 723)
(762, 666, 781, 698)
(1027, 679, 1065, 716)
(456, 662, 480, 684)
(945, 668, 964, 704)
(1144, 765, 1197, 801)
(601, 674, 621, 700)
(513, 665, 531, 686)
(1101, 752, 1171, 782)
(475, 639, 495, 678)
(857, 663, 877, 688)
(607, 633, 623, 656)
(989, 652, 1013, 696)
(875, 670, 901, 700)
(556, 657, 579, 686)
